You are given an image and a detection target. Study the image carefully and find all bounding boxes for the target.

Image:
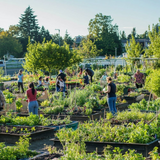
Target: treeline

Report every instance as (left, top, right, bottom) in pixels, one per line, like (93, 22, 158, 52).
(0, 6, 152, 59)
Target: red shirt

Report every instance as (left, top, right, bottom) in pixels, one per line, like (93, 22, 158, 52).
(27, 89, 37, 102)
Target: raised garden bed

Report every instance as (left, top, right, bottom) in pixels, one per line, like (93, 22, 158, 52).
(42, 121, 79, 131)
(44, 112, 101, 122)
(66, 83, 80, 89)
(30, 152, 62, 160)
(0, 125, 56, 143)
(123, 94, 144, 104)
(116, 103, 129, 112)
(51, 138, 159, 157)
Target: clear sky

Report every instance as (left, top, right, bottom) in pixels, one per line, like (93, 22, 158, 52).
(0, 0, 159, 38)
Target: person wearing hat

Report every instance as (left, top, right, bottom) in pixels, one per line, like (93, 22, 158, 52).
(134, 70, 144, 88)
(17, 69, 24, 93)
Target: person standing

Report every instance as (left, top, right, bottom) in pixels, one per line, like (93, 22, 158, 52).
(134, 70, 144, 88)
(27, 82, 38, 115)
(56, 76, 65, 97)
(18, 69, 24, 93)
(104, 77, 117, 115)
(100, 71, 108, 86)
(58, 70, 66, 91)
(0, 91, 5, 111)
(85, 68, 94, 83)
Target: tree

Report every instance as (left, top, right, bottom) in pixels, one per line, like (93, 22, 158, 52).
(131, 28, 136, 38)
(23, 40, 82, 76)
(125, 35, 143, 66)
(18, 6, 39, 40)
(8, 25, 20, 37)
(0, 31, 23, 58)
(120, 31, 126, 39)
(38, 26, 52, 43)
(18, 6, 39, 52)
(63, 30, 74, 47)
(88, 13, 122, 56)
(145, 24, 160, 58)
(52, 33, 63, 46)
(78, 37, 102, 58)
(138, 31, 148, 39)
(0, 28, 4, 33)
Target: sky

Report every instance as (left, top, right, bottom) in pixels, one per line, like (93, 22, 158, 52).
(0, 0, 160, 38)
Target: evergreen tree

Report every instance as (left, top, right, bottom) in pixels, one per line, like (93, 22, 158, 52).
(120, 31, 126, 39)
(38, 26, 52, 43)
(18, 6, 39, 41)
(52, 33, 63, 46)
(63, 30, 74, 47)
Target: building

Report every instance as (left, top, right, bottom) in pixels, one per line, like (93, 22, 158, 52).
(121, 38, 150, 52)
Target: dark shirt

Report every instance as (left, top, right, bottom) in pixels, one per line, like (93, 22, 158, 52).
(86, 69, 94, 77)
(58, 73, 66, 82)
(84, 75, 89, 84)
(108, 82, 116, 98)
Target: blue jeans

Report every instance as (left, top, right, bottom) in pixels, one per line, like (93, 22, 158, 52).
(28, 101, 39, 115)
(107, 97, 117, 115)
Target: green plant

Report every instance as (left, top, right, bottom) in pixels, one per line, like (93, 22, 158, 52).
(117, 74, 131, 83)
(16, 98, 23, 112)
(145, 69, 160, 97)
(0, 135, 37, 159)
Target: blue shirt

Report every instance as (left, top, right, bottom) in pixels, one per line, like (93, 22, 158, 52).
(18, 74, 23, 82)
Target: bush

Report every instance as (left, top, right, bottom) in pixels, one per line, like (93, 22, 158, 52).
(145, 69, 160, 97)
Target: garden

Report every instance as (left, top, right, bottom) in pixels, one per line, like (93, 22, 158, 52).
(1, 59, 160, 160)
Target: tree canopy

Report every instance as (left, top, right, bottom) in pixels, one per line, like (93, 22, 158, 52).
(88, 13, 122, 56)
(0, 31, 22, 58)
(23, 40, 82, 76)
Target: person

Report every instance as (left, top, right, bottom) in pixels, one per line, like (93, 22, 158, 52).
(104, 77, 117, 115)
(100, 71, 108, 86)
(58, 70, 66, 82)
(85, 68, 94, 83)
(56, 76, 65, 96)
(0, 90, 5, 111)
(83, 72, 89, 86)
(18, 69, 24, 93)
(58, 70, 66, 91)
(26, 82, 39, 115)
(43, 77, 50, 90)
(134, 70, 144, 88)
(37, 77, 43, 87)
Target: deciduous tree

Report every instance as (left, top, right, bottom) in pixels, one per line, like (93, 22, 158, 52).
(23, 40, 82, 76)
(0, 31, 22, 58)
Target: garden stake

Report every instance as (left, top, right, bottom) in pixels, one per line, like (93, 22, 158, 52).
(92, 115, 93, 120)
(104, 109, 106, 119)
(147, 90, 152, 110)
(147, 109, 160, 125)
